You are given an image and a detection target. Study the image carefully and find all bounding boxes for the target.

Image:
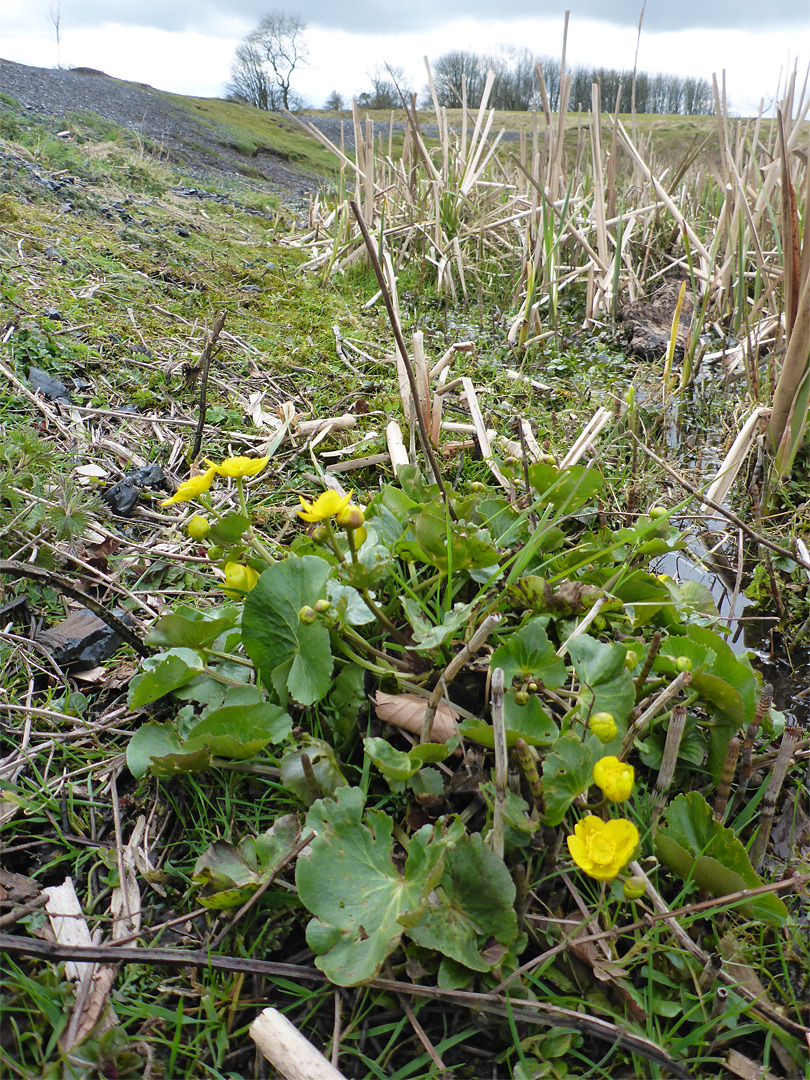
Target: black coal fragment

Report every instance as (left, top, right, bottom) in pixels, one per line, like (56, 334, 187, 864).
(38, 607, 133, 670)
(28, 366, 71, 402)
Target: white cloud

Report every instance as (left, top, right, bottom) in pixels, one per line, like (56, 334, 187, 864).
(0, 12, 802, 113)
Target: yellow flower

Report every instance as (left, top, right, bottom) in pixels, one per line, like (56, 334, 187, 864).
(593, 756, 635, 803)
(161, 467, 216, 506)
(206, 455, 269, 478)
(297, 489, 352, 522)
(222, 561, 260, 599)
(567, 816, 639, 881)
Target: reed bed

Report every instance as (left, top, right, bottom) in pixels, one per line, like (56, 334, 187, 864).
(288, 64, 808, 427)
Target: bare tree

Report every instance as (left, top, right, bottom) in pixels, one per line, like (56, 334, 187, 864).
(49, 1, 62, 70)
(228, 11, 307, 111)
(324, 90, 345, 110)
(357, 66, 409, 110)
(228, 40, 277, 110)
(430, 50, 488, 108)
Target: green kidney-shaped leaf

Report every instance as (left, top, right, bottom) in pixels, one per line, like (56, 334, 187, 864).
(208, 513, 250, 546)
(296, 786, 464, 985)
(242, 556, 333, 705)
(490, 617, 566, 689)
(127, 721, 212, 778)
(145, 606, 240, 649)
(528, 462, 604, 512)
(654, 792, 787, 925)
(127, 648, 204, 709)
(569, 635, 635, 726)
(364, 737, 448, 782)
(182, 702, 292, 759)
(408, 833, 518, 971)
(459, 695, 558, 750)
(541, 732, 600, 825)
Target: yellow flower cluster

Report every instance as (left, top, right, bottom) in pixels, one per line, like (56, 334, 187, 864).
(297, 489, 352, 522)
(161, 455, 269, 507)
(567, 754, 638, 882)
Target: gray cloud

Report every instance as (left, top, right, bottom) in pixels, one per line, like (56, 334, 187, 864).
(37, 0, 810, 36)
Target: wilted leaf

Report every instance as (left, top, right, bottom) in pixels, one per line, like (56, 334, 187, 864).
(374, 691, 458, 743)
(192, 815, 300, 908)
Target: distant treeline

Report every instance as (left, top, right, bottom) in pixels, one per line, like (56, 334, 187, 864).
(426, 49, 715, 115)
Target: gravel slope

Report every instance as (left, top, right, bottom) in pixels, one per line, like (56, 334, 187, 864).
(0, 58, 319, 200)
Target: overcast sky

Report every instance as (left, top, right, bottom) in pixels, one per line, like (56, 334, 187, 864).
(2, 1, 807, 114)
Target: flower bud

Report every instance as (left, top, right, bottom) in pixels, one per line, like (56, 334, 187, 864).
(593, 756, 635, 802)
(675, 655, 693, 672)
(298, 605, 317, 624)
(469, 481, 486, 493)
(206, 545, 224, 561)
(589, 712, 618, 744)
(336, 504, 365, 531)
(622, 875, 646, 901)
(222, 562, 259, 598)
(186, 514, 210, 540)
(313, 598, 331, 614)
(625, 650, 639, 669)
(312, 525, 329, 543)
(513, 690, 530, 706)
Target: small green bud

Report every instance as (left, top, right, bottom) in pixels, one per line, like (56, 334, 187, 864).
(206, 545, 224, 561)
(298, 605, 317, 624)
(313, 598, 331, 614)
(675, 655, 693, 672)
(513, 690, 530, 706)
(589, 711, 618, 743)
(648, 505, 668, 520)
(622, 875, 646, 901)
(312, 525, 329, 543)
(186, 514, 210, 540)
(625, 650, 639, 669)
(527, 681, 538, 693)
(469, 481, 486, 493)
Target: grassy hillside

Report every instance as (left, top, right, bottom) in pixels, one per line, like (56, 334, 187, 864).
(1, 76, 809, 1080)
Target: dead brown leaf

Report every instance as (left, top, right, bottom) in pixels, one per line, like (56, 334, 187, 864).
(373, 691, 458, 742)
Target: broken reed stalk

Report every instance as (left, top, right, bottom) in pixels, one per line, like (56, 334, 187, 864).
(714, 737, 740, 822)
(348, 200, 456, 518)
(750, 722, 801, 871)
(490, 667, 507, 861)
(734, 684, 772, 810)
(620, 671, 692, 761)
(421, 613, 501, 742)
(190, 309, 226, 462)
(651, 704, 687, 832)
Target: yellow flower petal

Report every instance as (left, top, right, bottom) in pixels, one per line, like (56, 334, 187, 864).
(161, 467, 216, 506)
(593, 756, 635, 803)
(206, 455, 270, 478)
(297, 489, 353, 522)
(567, 816, 639, 881)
